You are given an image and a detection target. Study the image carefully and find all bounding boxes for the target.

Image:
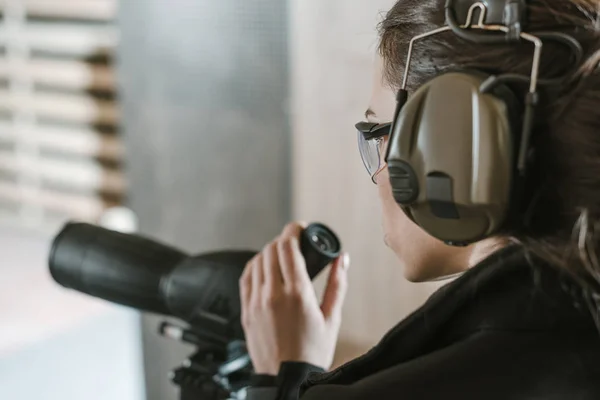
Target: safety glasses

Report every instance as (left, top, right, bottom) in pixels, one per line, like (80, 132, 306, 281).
(355, 121, 392, 183)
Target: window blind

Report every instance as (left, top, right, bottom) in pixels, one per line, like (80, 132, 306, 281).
(0, 0, 124, 234)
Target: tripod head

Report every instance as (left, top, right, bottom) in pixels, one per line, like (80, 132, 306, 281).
(160, 321, 251, 400)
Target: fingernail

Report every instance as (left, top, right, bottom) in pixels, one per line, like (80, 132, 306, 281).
(342, 253, 351, 270)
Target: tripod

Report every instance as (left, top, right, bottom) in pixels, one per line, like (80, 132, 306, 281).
(160, 322, 253, 400)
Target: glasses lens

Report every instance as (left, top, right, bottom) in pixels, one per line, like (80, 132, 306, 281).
(357, 130, 381, 177)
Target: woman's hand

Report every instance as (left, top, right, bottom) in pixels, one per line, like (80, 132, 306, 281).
(239, 222, 350, 375)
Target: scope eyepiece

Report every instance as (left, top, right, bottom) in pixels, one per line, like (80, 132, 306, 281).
(300, 223, 341, 279)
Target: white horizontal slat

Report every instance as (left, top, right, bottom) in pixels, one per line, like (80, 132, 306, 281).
(0, 214, 76, 236)
(0, 58, 115, 91)
(0, 0, 123, 230)
(0, 22, 117, 57)
(0, 151, 126, 194)
(0, 89, 119, 125)
(0, 122, 123, 160)
(0, 181, 104, 220)
(20, 0, 117, 21)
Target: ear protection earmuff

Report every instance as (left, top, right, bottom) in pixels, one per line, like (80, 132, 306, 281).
(385, 0, 583, 245)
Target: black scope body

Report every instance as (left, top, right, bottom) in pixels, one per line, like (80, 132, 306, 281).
(48, 222, 341, 343)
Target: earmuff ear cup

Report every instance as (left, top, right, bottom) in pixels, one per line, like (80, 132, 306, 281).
(387, 72, 520, 244)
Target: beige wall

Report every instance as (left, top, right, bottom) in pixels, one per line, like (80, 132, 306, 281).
(290, 0, 441, 362)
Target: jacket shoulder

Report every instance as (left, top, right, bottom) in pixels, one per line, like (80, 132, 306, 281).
(300, 329, 600, 400)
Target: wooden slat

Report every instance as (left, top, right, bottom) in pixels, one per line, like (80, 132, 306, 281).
(0, 89, 119, 126)
(0, 213, 75, 235)
(0, 58, 115, 91)
(0, 22, 117, 57)
(21, 0, 117, 21)
(0, 0, 122, 229)
(0, 151, 126, 194)
(0, 181, 104, 220)
(0, 122, 123, 161)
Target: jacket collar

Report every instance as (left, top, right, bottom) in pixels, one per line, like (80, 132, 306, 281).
(302, 245, 594, 389)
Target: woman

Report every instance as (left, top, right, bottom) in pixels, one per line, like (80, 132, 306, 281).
(241, 0, 600, 399)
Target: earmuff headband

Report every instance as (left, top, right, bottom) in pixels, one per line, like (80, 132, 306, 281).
(388, 1, 583, 177)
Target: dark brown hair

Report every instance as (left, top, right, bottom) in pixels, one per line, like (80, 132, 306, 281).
(378, 1, 600, 286)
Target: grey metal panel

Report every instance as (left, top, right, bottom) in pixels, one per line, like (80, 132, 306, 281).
(116, 1, 290, 399)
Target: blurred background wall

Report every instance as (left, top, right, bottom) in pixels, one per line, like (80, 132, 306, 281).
(0, 1, 144, 400)
(116, 1, 291, 399)
(0, 0, 439, 399)
(290, 0, 440, 364)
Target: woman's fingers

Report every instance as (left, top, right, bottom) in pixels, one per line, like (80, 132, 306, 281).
(240, 252, 258, 303)
(242, 221, 309, 309)
(239, 222, 348, 374)
(279, 236, 310, 289)
(277, 238, 295, 284)
(263, 240, 285, 289)
(277, 222, 308, 287)
(251, 253, 265, 303)
(321, 253, 350, 324)
(281, 222, 305, 240)
(240, 253, 259, 328)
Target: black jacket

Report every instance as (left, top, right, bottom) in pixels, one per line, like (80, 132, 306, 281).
(246, 246, 600, 400)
